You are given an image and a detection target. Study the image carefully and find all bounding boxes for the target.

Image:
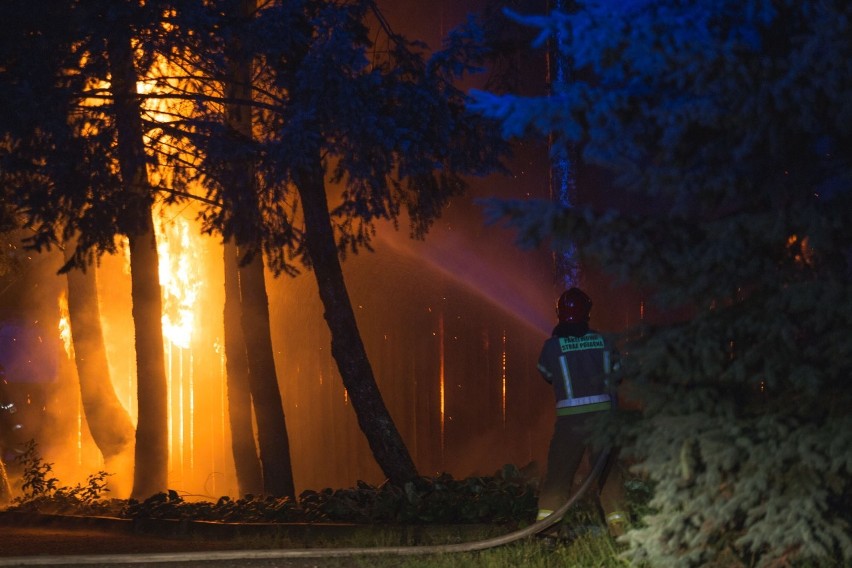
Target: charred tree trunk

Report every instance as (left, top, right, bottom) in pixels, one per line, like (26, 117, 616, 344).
(296, 156, 418, 487)
(106, 29, 169, 500)
(225, 0, 295, 499)
(223, 239, 263, 496)
(63, 248, 134, 463)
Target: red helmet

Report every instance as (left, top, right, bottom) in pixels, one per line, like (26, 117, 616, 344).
(556, 287, 592, 323)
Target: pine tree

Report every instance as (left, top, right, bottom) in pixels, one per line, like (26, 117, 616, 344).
(221, 0, 295, 499)
(473, 1, 852, 565)
(189, 0, 506, 486)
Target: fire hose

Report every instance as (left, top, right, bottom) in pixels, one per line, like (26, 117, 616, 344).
(0, 449, 610, 566)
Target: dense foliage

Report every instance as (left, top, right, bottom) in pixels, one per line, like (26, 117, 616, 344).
(10, 441, 113, 515)
(0, 0, 198, 268)
(188, 0, 506, 273)
(119, 468, 536, 525)
(6, 445, 540, 525)
(472, 0, 852, 566)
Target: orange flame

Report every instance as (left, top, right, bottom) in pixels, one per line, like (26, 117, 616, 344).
(439, 312, 445, 464)
(58, 292, 74, 359)
(156, 211, 201, 349)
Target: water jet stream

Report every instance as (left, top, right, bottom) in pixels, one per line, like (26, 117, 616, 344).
(377, 230, 552, 338)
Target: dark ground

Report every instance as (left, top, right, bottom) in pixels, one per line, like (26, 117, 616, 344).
(0, 525, 253, 556)
(0, 525, 371, 567)
(0, 513, 510, 567)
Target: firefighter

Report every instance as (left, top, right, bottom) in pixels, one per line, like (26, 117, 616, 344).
(536, 287, 628, 538)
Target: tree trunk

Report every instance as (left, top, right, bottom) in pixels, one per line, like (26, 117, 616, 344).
(106, 30, 169, 500)
(63, 247, 134, 463)
(223, 239, 263, 496)
(237, 252, 295, 498)
(296, 156, 419, 487)
(126, 200, 168, 501)
(225, 0, 295, 499)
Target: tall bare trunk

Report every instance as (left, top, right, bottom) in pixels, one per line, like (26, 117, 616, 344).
(296, 157, 418, 487)
(126, 226, 167, 499)
(225, 0, 295, 498)
(237, 252, 295, 497)
(63, 247, 134, 463)
(106, 29, 169, 500)
(223, 239, 263, 496)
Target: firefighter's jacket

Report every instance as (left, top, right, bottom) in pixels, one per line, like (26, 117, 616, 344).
(537, 323, 620, 416)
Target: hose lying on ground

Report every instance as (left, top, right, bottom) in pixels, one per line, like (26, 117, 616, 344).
(0, 450, 610, 566)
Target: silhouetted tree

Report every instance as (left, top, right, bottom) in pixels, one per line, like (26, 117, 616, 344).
(193, 0, 507, 486)
(222, 0, 295, 499)
(102, 11, 170, 501)
(473, 1, 852, 565)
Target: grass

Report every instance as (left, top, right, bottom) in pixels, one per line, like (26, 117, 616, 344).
(345, 535, 625, 568)
(204, 508, 628, 568)
(189, 490, 629, 566)
(224, 530, 626, 568)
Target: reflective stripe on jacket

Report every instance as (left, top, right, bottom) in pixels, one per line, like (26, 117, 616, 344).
(537, 329, 619, 415)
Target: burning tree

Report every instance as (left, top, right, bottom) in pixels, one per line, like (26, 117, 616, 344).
(0, 2, 158, 494)
(473, 0, 852, 566)
(0, 0, 207, 498)
(1, 0, 506, 494)
(1, 3, 137, 481)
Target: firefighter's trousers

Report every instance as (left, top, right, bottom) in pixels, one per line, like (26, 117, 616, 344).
(538, 411, 625, 523)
